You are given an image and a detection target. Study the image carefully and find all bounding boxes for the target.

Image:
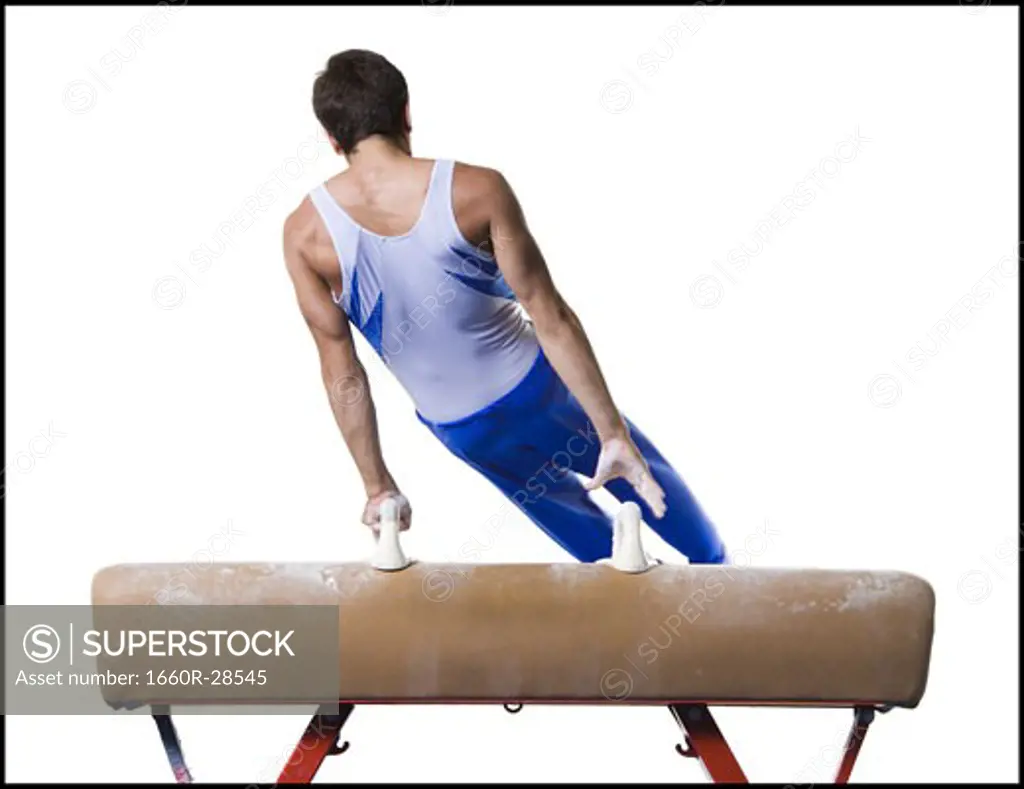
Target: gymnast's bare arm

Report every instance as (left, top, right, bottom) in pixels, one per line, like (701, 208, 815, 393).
(283, 201, 411, 531)
(453, 164, 667, 518)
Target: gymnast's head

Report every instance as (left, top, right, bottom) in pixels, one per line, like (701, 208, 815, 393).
(312, 49, 412, 159)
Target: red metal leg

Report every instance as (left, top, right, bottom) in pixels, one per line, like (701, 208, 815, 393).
(277, 704, 355, 784)
(152, 706, 193, 784)
(833, 706, 875, 784)
(670, 704, 748, 783)
(147, 700, 878, 783)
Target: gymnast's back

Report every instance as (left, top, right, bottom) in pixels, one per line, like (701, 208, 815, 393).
(287, 156, 540, 425)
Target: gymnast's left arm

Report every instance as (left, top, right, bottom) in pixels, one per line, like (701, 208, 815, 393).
(282, 211, 412, 532)
(481, 170, 667, 518)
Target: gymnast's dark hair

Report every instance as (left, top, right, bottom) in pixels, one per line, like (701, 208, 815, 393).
(312, 50, 411, 155)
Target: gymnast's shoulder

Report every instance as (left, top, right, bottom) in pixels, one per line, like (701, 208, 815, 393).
(282, 196, 322, 248)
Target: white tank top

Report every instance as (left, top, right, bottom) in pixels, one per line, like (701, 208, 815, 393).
(308, 159, 540, 424)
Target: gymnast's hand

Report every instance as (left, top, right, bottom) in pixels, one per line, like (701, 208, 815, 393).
(584, 435, 667, 519)
(362, 490, 413, 532)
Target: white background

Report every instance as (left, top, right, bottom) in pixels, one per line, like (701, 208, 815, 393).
(4, 3, 1018, 783)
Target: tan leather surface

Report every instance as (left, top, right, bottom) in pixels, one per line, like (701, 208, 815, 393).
(91, 562, 935, 707)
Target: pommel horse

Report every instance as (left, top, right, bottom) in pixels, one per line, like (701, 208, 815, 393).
(91, 502, 935, 784)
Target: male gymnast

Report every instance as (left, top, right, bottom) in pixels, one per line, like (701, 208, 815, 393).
(283, 49, 727, 564)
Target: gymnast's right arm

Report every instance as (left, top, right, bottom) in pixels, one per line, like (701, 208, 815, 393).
(282, 212, 411, 531)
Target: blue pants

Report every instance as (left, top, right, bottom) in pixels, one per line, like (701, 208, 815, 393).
(418, 351, 727, 564)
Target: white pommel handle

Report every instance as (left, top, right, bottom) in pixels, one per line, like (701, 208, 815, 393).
(371, 497, 411, 572)
(606, 502, 656, 573)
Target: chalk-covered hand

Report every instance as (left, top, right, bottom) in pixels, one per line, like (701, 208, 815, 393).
(584, 435, 667, 519)
(362, 491, 412, 532)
